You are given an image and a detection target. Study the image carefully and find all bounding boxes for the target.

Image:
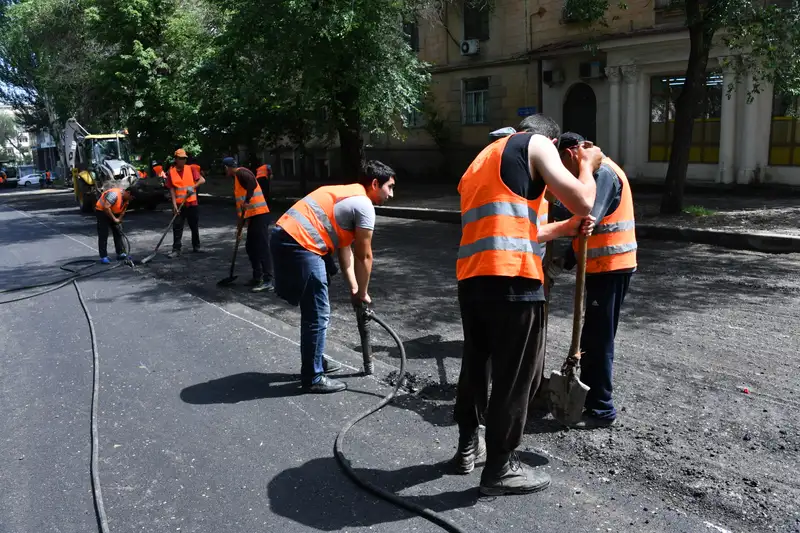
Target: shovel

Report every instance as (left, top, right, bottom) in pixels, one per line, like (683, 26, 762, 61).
(547, 234, 590, 426)
(217, 216, 246, 286)
(140, 197, 189, 265)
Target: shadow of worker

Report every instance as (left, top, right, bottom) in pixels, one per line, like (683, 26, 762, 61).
(267, 455, 483, 530)
(180, 372, 302, 404)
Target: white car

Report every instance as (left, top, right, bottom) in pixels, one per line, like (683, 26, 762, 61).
(18, 173, 44, 186)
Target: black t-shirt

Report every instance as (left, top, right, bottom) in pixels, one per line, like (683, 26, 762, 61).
(458, 133, 546, 302)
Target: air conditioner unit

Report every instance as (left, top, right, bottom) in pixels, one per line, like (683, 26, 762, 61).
(460, 39, 480, 56)
(543, 68, 565, 86)
(579, 60, 605, 80)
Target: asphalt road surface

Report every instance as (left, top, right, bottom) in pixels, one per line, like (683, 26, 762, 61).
(1, 187, 799, 533)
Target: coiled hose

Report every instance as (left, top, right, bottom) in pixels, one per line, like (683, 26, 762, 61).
(334, 310, 468, 533)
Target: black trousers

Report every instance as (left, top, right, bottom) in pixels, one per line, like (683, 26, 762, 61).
(96, 211, 124, 258)
(580, 272, 632, 420)
(173, 204, 200, 251)
(454, 294, 547, 457)
(245, 213, 274, 281)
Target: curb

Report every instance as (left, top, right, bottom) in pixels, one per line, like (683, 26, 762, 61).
(200, 194, 800, 255)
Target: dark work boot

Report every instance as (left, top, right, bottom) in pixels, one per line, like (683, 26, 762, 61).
(302, 375, 346, 394)
(479, 452, 551, 496)
(451, 429, 486, 474)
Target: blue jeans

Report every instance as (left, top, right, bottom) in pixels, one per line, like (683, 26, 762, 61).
(580, 272, 632, 420)
(271, 227, 330, 386)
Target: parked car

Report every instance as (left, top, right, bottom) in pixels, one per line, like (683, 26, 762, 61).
(18, 173, 44, 187)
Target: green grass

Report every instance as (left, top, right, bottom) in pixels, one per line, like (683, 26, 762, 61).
(683, 205, 716, 217)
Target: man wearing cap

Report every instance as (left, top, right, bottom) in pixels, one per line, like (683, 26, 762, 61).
(271, 160, 396, 394)
(167, 148, 206, 257)
(223, 157, 274, 292)
(553, 132, 637, 430)
(453, 114, 602, 496)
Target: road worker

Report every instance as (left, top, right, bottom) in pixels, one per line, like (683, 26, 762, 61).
(166, 148, 206, 257)
(255, 163, 272, 205)
(271, 160, 396, 394)
(453, 114, 602, 495)
(223, 157, 274, 292)
(553, 132, 637, 429)
(95, 187, 132, 264)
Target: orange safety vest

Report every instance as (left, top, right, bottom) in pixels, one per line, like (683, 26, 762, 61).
(190, 164, 202, 175)
(95, 188, 125, 215)
(170, 165, 198, 205)
(234, 173, 269, 218)
(153, 164, 164, 177)
(277, 184, 368, 255)
(574, 158, 637, 274)
(457, 134, 545, 282)
(256, 165, 269, 179)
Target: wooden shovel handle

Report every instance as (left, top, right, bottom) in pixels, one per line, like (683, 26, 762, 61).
(569, 235, 588, 355)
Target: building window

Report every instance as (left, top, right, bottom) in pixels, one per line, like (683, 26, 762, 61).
(463, 77, 489, 125)
(403, 21, 420, 52)
(463, 2, 490, 41)
(648, 74, 722, 164)
(18, 135, 28, 144)
(404, 103, 425, 128)
(769, 93, 800, 166)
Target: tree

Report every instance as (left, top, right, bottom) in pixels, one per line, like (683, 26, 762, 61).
(570, 0, 800, 213)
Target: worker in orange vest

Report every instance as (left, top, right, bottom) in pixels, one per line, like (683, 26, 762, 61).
(255, 163, 272, 205)
(166, 148, 206, 257)
(271, 160, 396, 394)
(453, 114, 602, 495)
(552, 132, 637, 429)
(152, 161, 166, 179)
(223, 157, 274, 292)
(95, 187, 132, 264)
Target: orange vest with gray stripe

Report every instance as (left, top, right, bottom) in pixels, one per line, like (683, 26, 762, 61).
(95, 188, 125, 214)
(170, 166, 197, 205)
(256, 165, 269, 179)
(457, 135, 545, 282)
(234, 174, 269, 218)
(277, 184, 368, 255)
(574, 158, 637, 274)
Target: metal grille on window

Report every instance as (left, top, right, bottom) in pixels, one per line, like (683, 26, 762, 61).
(464, 78, 489, 125)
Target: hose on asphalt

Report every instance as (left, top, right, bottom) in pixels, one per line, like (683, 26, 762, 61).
(334, 310, 468, 533)
(0, 259, 129, 533)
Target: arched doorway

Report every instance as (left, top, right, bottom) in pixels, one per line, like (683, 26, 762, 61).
(562, 83, 597, 142)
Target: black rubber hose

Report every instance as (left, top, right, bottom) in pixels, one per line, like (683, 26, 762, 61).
(334, 311, 468, 533)
(0, 259, 128, 533)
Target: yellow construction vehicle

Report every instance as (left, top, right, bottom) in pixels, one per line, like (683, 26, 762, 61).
(61, 118, 168, 213)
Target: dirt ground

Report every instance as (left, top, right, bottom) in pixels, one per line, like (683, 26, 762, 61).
(3, 189, 799, 532)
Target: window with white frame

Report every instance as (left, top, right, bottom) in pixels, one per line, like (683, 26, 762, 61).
(463, 77, 489, 125)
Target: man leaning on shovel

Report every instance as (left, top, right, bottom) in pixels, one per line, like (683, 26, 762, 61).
(453, 114, 603, 496)
(551, 132, 638, 429)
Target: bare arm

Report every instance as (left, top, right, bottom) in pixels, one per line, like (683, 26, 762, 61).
(537, 215, 595, 243)
(351, 227, 374, 302)
(528, 135, 597, 216)
(337, 245, 358, 294)
(169, 188, 178, 212)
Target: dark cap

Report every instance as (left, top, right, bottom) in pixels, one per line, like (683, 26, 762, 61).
(222, 157, 236, 167)
(557, 132, 586, 152)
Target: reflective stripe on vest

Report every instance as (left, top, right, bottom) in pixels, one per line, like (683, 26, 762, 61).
(574, 158, 638, 273)
(95, 188, 124, 214)
(457, 134, 544, 282)
(170, 166, 197, 204)
(276, 184, 367, 255)
(234, 175, 269, 218)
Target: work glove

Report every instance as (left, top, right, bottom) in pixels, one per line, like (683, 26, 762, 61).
(187, 186, 196, 195)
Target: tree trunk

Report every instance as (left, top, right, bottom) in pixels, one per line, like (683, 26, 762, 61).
(660, 6, 716, 214)
(336, 88, 365, 182)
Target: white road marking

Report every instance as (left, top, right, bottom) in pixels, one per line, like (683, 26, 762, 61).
(3, 204, 96, 253)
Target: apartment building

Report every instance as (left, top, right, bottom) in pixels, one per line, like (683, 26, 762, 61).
(368, 0, 800, 186)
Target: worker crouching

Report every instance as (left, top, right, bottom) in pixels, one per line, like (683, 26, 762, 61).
(95, 187, 132, 264)
(271, 161, 396, 394)
(454, 114, 602, 496)
(223, 157, 274, 292)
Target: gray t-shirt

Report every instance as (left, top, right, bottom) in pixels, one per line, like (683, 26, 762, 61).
(333, 195, 376, 233)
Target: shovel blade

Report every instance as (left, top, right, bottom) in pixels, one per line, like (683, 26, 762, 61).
(547, 370, 590, 426)
(140, 253, 156, 265)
